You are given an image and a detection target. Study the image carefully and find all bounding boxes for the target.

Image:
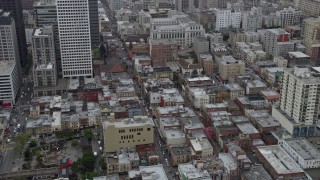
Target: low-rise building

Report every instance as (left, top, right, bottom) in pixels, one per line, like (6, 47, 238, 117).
(245, 79, 268, 94)
(103, 116, 154, 152)
(170, 146, 192, 166)
(106, 147, 140, 174)
(279, 138, 320, 169)
(190, 138, 213, 159)
(178, 163, 211, 180)
(248, 111, 281, 133)
(225, 83, 245, 100)
(236, 122, 260, 139)
(218, 56, 245, 80)
(219, 153, 239, 177)
(255, 145, 305, 179)
(241, 165, 272, 180)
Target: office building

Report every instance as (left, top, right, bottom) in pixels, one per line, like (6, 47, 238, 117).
(32, 26, 57, 88)
(275, 7, 301, 28)
(264, 28, 294, 57)
(149, 39, 178, 67)
(103, 116, 154, 152)
(0, 11, 21, 106)
(150, 10, 205, 47)
(22, 0, 35, 10)
(88, 0, 99, 46)
(0, 0, 28, 67)
(241, 7, 262, 31)
(272, 67, 320, 137)
(218, 56, 245, 80)
(215, 9, 241, 31)
(33, 0, 62, 75)
(57, 0, 93, 78)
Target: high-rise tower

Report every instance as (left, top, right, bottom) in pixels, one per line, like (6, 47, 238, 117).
(56, 0, 93, 78)
(0, 0, 28, 67)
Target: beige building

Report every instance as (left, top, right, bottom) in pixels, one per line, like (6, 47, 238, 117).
(170, 146, 192, 166)
(103, 116, 155, 152)
(218, 56, 245, 80)
(302, 17, 320, 56)
(190, 138, 213, 159)
(225, 83, 245, 100)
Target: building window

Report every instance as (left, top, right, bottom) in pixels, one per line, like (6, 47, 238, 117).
(147, 128, 151, 131)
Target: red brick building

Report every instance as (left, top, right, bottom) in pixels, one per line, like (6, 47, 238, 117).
(150, 39, 178, 67)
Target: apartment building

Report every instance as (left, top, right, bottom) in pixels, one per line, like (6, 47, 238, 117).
(218, 56, 245, 80)
(302, 17, 320, 58)
(299, 0, 320, 17)
(264, 28, 294, 57)
(276, 7, 301, 28)
(215, 9, 242, 31)
(241, 7, 262, 32)
(103, 116, 154, 152)
(150, 10, 205, 47)
(149, 39, 178, 67)
(272, 67, 320, 137)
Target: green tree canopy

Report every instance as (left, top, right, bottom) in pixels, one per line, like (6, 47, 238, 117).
(14, 133, 29, 154)
(84, 129, 93, 142)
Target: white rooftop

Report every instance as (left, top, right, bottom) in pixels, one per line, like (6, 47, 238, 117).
(140, 165, 168, 180)
(256, 145, 304, 175)
(236, 122, 259, 135)
(103, 116, 154, 128)
(285, 138, 320, 160)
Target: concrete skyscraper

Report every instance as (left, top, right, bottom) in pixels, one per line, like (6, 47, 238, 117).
(0, 10, 21, 106)
(88, 0, 100, 47)
(0, 0, 28, 67)
(57, 0, 93, 78)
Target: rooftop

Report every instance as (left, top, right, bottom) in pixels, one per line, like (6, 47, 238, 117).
(0, 61, 15, 75)
(103, 116, 154, 129)
(249, 111, 281, 128)
(140, 165, 168, 180)
(284, 138, 320, 160)
(171, 147, 192, 156)
(256, 145, 304, 175)
(236, 122, 259, 135)
(243, 165, 272, 180)
(190, 138, 212, 152)
(225, 83, 244, 91)
(219, 153, 238, 171)
(288, 51, 310, 58)
(178, 163, 211, 180)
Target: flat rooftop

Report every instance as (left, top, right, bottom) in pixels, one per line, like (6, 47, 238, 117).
(236, 122, 259, 135)
(178, 163, 211, 179)
(288, 51, 310, 58)
(140, 165, 168, 180)
(285, 138, 320, 160)
(249, 111, 281, 128)
(225, 83, 244, 91)
(190, 138, 212, 152)
(219, 153, 238, 171)
(103, 116, 154, 128)
(256, 145, 304, 175)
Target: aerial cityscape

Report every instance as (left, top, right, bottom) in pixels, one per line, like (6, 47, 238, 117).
(1, 0, 320, 179)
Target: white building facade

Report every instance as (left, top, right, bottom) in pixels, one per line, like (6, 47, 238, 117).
(150, 11, 205, 47)
(276, 7, 301, 27)
(0, 11, 21, 106)
(215, 9, 241, 31)
(57, 0, 93, 78)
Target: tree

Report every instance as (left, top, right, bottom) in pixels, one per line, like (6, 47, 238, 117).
(99, 158, 106, 171)
(84, 129, 93, 142)
(24, 148, 31, 161)
(29, 140, 37, 148)
(191, 69, 198, 78)
(71, 139, 78, 147)
(14, 133, 29, 154)
(71, 159, 81, 172)
(81, 150, 96, 172)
